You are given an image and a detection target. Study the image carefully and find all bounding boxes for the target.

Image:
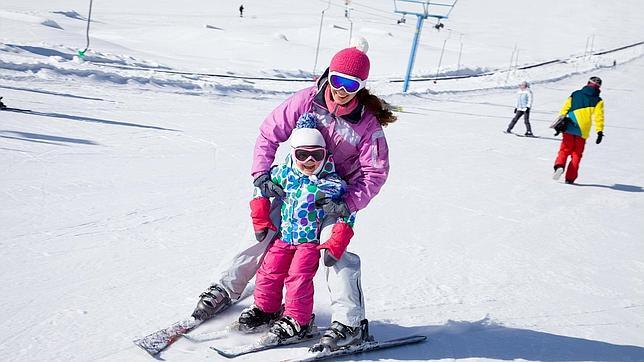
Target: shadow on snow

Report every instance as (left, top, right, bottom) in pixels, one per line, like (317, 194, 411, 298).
(349, 317, 644, 361)
(0, 130, 99, 146)
(8, 110, 180, 132)
(571, 183, 644, 192)
(0, 84, 111, 102)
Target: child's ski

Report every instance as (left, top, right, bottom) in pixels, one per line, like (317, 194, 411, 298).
(284, 335, 427, 362)
(210, 329, 321, 358)
(184, 321, 272, 342)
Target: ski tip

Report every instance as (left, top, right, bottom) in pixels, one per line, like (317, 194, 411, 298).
(133, 340, 163, 358)
(209, 346, 237, 359)
(406, 335, 428, 343)
(181, 333, 198, 342)
(380, 334, 428, 345)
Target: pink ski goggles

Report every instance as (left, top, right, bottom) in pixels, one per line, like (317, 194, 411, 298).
(293, 147, 326, 162)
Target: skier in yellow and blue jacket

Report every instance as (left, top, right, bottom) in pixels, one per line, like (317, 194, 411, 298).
(553, 76, 605, 184)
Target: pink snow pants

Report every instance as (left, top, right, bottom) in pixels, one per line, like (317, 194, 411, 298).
(254, 240, 320, 326)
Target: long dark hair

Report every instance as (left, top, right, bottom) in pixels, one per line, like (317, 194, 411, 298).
(356, 88, 397, 127)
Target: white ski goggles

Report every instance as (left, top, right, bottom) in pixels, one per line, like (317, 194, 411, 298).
(328, 71, 366, 94)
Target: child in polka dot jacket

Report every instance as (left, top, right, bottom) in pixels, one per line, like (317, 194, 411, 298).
(245, 113, 356, 337)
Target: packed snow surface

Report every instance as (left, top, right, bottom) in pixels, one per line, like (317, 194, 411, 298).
(1, 1, 643, 361)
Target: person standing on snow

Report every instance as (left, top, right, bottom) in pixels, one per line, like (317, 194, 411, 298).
(552, 76, 605, 184)
(237, 114, 355, 342)
(192, 38, 395, 351)
(505, 80, 534, 136)
(239, 4, 244, 17)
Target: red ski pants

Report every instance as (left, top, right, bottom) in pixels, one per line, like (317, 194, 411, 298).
(254, 240, 320, 326)
(554, 133, 586, 182)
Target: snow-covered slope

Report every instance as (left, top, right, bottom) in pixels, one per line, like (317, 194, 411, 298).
(1, 1, 643, 361)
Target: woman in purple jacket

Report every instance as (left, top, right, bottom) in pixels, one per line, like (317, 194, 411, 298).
(192, 39, 396, 351)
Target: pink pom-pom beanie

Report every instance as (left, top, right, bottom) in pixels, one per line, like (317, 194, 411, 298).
(329, 47, 370, 81)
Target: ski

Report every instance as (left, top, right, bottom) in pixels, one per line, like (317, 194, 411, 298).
(503, 130, 540, 139)
(184, 321, 270, 342)
(210, 329, 321, 358)
(134, 317, 203, 356)
(284, 335, 427, 362)
(514, 134, 540, 139)
(134, 283, 256, 356)
(184, 321, 241, 342)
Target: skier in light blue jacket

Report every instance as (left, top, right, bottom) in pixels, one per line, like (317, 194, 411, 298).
(506, 81, 534, 136)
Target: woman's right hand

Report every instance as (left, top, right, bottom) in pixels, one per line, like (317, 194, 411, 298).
(253, 172, 285, 198)
(317, 222, 354, 266)
(316, 197, 351, 218)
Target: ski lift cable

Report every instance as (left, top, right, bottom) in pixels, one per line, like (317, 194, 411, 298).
(317, 0, 451, 31)
(86, 39, 642, 86)
(349, 0, 399, 16)
(445, 0, 458, 17)
(318, 0, 399, 22)
(324, 4, 427, 34)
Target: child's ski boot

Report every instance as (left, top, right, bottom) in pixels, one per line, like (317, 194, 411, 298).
(268, 314, 315, 342)
(238, 304, 282, 332)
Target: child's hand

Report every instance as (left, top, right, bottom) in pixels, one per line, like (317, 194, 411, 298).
(250, 197, 277, 242)
(317, 222, 354, 266)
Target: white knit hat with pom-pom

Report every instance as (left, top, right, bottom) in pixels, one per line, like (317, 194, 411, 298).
(290, 113, 325, 148)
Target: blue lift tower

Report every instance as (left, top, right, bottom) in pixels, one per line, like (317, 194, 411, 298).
(394, 0, 458, 92)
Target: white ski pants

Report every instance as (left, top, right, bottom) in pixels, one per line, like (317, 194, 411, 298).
(216, 199, 365, 327)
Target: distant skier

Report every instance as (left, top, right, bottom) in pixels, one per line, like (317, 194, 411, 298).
(505, 80, 534, 136)
(239, 4, 244, 17)
(192, 37, 395, 352)
(0, 97, 6, 109)
(237, 114, 355, 342)
(552, 76, 605, 184)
